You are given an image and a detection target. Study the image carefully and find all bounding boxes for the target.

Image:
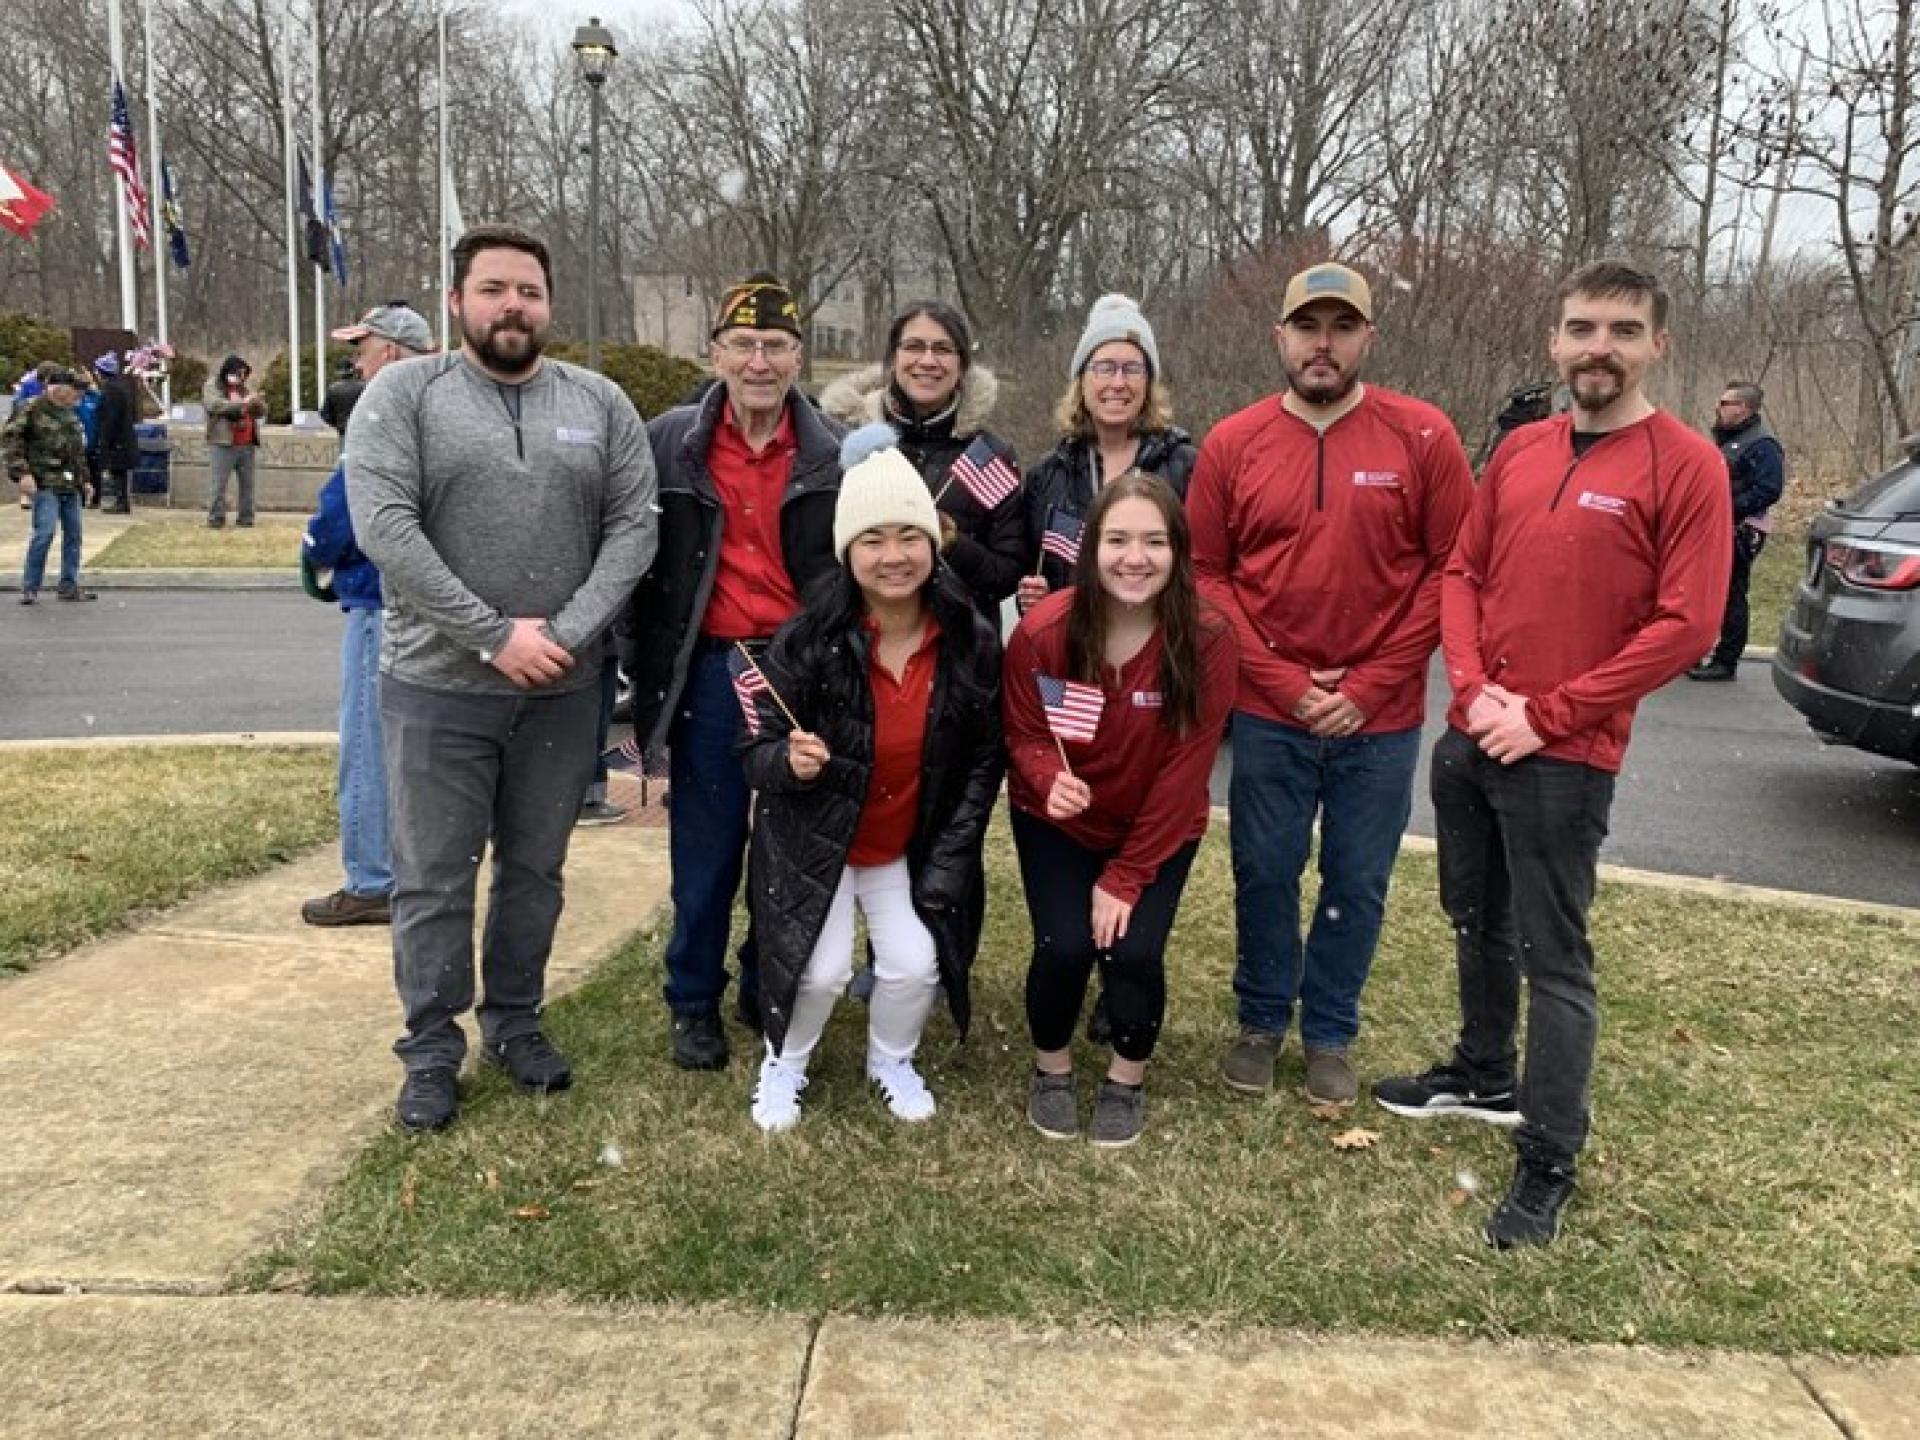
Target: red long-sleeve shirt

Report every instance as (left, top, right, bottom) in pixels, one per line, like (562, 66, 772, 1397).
(1003, 591, 1236, 905)
(1187, 386, 1473, 732)
(1441, 411, 1732, 774)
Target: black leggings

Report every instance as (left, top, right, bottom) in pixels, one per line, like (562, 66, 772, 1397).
(1011, 808, 1199, 1063)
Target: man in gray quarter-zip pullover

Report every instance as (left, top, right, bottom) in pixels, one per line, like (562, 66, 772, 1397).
(348, 223, 658, 1133)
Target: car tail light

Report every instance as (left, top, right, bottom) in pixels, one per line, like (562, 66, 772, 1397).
(1824, 540, 1920, 590)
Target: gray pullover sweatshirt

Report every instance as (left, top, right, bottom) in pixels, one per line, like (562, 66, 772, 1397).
(346, 353, 657, 695)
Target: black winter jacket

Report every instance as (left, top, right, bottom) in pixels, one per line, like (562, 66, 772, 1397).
(619, 385, 845, 749)
(93, 377, 141, 472)
(1020, 427, 1196, 590)
(739, 578, 1005, 1054)
(819, 365, 1024, 617)
(1711, 413, 1787, 527)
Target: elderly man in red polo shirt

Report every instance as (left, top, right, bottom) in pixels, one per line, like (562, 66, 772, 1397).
(621, 274, 846, 1071)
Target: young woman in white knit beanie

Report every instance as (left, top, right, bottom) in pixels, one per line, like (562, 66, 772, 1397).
(738, 424, 1006, 1132)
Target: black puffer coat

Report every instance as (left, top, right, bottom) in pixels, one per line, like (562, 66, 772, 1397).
(819, 365, 1024, 618)
(739, 576, 1005, 1054)
(618, 384, 844, 749)
(93, 375, 141, 472)
(1020, 427, 1196, 590)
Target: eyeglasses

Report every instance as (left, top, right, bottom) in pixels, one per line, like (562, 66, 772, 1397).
(717, 336, 799, 360)
(1086, 360, 1148, 380)
(896, 339, 959, 360)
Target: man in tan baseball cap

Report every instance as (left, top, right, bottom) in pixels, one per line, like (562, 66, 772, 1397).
(1187, 258, 1473, 1113)
(1280, 261, 1374, 324)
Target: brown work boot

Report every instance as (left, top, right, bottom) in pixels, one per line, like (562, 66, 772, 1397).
(1220, 1028, 1284, 1093)
(300, 888, 392, 927)
(1303, 1047, 1359, 1107)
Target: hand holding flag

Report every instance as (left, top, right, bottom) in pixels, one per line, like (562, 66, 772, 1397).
(1036, 671, 1104, 778)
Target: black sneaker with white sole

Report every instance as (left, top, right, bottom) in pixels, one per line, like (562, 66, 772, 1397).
(1371, 1061, 1521, 1126)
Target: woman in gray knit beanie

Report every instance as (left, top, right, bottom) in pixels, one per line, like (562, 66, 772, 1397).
(1018, 295, 1197, 612)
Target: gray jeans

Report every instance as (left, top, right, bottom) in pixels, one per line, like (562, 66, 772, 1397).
(207, 443, 256, 524)
(380, 674, 601, 1072)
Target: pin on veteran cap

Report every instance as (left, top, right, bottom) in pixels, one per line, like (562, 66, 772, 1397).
(1281, 262, 1373, 322)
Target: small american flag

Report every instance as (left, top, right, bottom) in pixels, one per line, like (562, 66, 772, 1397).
(1037, 673, 1104, 743)
(730, 651, 770, 735)
(108, 79, 150, 251)
(949, 436, 1019, 510)
(1040, 507, 1083, 565)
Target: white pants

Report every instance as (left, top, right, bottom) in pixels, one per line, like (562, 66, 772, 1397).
(774, 857, 940, 1067)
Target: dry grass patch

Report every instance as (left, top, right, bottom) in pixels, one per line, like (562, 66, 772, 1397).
(0, 745, 335, 973)
(254, 821, 1920, 1354)
(90, 519, 304, 570)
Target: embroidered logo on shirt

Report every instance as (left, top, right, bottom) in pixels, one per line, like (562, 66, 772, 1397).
(1352, 470, 1403, 488)
(1577, 490, 1629, 516)
(555, 427, 599, 446)
(1132, 690, 1164, 709)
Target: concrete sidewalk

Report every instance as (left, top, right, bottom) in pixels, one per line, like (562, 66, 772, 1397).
(2, 752, 1914, 1436)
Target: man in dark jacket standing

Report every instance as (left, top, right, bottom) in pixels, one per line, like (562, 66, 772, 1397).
(621, 272, 844, 1072)
(349, 225, 658, 1132)
(300, 303, 434, 929)
(92, 353, 140, 515)
(1689, 380, 1786, 681)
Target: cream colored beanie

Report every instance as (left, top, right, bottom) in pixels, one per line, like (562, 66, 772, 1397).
(834, 423, 942, 557)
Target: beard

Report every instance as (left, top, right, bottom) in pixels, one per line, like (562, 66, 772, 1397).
(1285, 358, 1360, 406)
(459, 311, 547, 378)
(1565, 361, 1626, 412)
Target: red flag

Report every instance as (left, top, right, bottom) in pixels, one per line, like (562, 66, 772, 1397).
(0, 166, 56, 239)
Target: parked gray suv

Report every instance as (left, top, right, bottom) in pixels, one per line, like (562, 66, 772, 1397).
(1772, 442, 1920, 765)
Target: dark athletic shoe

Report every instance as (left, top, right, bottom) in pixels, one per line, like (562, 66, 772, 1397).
(481, 1031, 574, 1093)
(671, 1009, 729, 1071)
(1372, 1061, 1522, 1127)
(55, 584, 97, 602)
(1089, 1080, 1145, 1149)
(1485, 1157, 1577, 1249)
(1686, 661, 1737, 682)
(395, 1068, 459, 1132)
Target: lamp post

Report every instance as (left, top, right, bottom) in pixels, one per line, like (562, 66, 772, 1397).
(571, 16, 617, 371)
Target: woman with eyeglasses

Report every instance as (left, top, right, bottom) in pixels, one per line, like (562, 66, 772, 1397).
(1017, 295, 1196, 614)
(821, 302, 1024, 621)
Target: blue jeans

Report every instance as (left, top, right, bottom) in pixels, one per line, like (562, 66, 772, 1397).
(380, 675, 600, 1072)
(338, 607, 392, 897)
(23, 489, 83, 592)
(662, 643, 760, 1016)
(1228, 713, 1421, 1047)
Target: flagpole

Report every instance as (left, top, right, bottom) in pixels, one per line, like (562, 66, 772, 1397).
(438, 0, 451, 349)
(140, 0, 170, 410)
(309, 0, 326, 420)
(106, 0, 138, 333)
(282, 14, 302, 416)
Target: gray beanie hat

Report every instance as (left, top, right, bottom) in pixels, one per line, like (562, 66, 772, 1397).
(1068, 293, 1160, 379)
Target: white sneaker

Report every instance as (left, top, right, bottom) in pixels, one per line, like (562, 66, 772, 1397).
(751, 1055, 807, 1133)
(867, 1054, 936, 1123)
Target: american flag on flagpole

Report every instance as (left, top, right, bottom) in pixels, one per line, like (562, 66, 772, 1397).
(108, 79, 151, 250)
(949, 435, 1019, 510)
(730, 651, 770, 735)
(1040, 507, 1083, 566)
(1037, 673, 1104, 744)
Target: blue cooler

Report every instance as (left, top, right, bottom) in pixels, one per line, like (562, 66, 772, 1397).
(133, 422, 171, 495)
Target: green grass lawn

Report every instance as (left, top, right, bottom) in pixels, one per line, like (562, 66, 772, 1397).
(89, 519, 304, 570)
(1748, 527, 1806, 651)
(250, 821, 1920, 1355)
(0, 746, 335, 974)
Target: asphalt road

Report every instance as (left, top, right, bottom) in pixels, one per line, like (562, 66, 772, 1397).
(8, 591, 1917, 908)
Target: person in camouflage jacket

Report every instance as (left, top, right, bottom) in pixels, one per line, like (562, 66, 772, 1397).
(4, 367, 97, 603)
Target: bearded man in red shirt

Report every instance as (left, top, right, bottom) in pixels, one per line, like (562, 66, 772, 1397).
(1191, 263, 1473, 1112)
(1372, 261, 1732, 1249)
